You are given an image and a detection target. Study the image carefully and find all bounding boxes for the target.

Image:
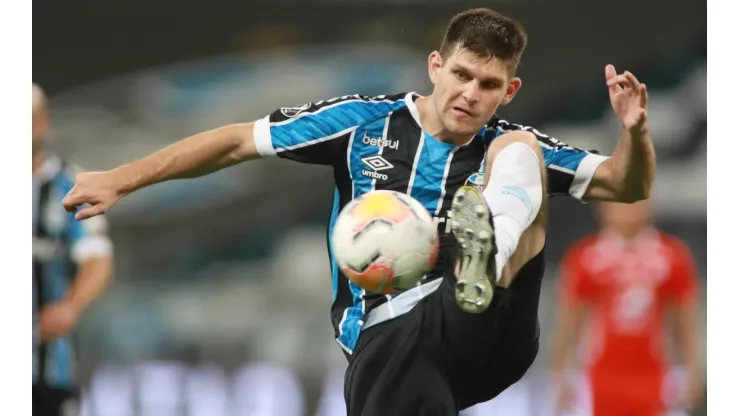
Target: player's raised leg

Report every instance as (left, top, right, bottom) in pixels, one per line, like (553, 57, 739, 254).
(451, 131, 547, 313)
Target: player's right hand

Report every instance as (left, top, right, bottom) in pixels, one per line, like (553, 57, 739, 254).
(62, 171, 125, 220)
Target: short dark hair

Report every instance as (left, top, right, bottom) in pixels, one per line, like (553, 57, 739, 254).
(439, 8, 528, 74)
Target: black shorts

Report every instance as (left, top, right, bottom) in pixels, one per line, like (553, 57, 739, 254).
(33, 384, 79, 416)
(344, 251, 544, 415)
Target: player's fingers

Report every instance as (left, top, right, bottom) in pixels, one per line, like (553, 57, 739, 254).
(604, 64, 617, 80)
(605, 65, 623, 94)
(624, 71, 641, 92)
(605, 74, 630, 89)
(74, 205, 104, 221)
(63, 202, 79, 213)
(640, 83, 649, 108)
(62, 191, 84, 213)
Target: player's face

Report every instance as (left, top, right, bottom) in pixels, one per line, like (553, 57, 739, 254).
(428, 46, 522, 138)
(597, 200, 653, 238)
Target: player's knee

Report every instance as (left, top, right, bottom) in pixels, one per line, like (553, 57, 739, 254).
(485, 131, 543, 169)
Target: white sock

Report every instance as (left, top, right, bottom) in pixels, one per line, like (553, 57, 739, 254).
(481, 142, 544, 282)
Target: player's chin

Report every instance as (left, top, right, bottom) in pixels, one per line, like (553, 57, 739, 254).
(446, 119, 482, 138)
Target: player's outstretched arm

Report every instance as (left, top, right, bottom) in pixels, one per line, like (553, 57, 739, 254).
(63, 94, 404, 220)
(63, 123, 259, 220)
(584, 65, 655, 203)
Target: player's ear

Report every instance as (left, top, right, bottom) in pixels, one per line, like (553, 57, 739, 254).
(428, 51, 444, 85)
(500, 77, 522, 106)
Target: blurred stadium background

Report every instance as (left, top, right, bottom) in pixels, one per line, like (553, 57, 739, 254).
(34, 0, 706, 414)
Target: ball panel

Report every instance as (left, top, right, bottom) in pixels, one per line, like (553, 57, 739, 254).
(340, 259, 397, 294)
(350, 190, 414, 223)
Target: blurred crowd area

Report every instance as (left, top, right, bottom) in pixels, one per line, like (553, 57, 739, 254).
(77, 361, 699, 415)
(33, 0, 706, 414)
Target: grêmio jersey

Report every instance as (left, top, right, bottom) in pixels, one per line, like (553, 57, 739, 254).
(253, 92, 609, 354)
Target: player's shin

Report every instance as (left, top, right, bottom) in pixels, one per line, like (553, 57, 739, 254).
(482, 142, 543, 282)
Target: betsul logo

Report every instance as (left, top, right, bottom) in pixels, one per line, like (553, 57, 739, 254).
(362, 133, 399, 150)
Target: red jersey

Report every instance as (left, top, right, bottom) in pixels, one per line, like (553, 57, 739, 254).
(560, 229, 698, 378)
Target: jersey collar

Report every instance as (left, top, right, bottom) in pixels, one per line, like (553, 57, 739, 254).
(597, 227, 661, 253)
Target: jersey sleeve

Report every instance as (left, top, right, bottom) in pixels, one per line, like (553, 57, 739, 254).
(253, 94, 405, 165)
(491, 121, 610, 201)
(530, 129, 609, 201)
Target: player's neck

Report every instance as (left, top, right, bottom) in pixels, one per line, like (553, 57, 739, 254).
(415, 96, 473, 146)
(605, 226, 654, 243)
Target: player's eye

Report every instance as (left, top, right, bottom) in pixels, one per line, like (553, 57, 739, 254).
(480, 81, 499, 90)
(454, 71, 469, 81)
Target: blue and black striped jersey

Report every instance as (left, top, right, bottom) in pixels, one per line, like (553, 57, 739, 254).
(32, 155, 113, 388)
(253, 92, 608, 354)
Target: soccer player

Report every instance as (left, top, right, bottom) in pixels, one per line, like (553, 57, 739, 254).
(61, 8, 655, 414)
(33, 83, 115, 416)
(550, 199, 702, 415)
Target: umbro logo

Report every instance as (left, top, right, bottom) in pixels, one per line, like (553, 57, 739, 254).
(361, 155, 394, 171)
(360, 155, 394, 181)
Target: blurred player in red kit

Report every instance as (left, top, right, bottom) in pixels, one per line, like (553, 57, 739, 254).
(550, 199, 702, 416)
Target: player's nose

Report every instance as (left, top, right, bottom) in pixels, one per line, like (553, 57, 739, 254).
(461, 83, 480, 105)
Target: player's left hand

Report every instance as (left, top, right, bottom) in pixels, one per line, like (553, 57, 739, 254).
(39, 300, 80, 341)
(605, 64, 649, 134)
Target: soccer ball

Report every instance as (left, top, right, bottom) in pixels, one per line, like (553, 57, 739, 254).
(331, 190, 439, 294)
